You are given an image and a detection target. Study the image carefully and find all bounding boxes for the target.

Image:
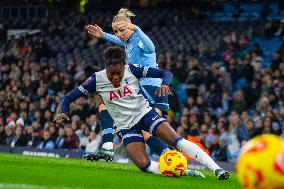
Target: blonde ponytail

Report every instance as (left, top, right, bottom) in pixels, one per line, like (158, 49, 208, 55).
(113, 8, 135, 22)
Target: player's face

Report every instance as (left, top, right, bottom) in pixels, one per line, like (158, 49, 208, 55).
(106, 64, 125, 86)
(112, 22, 132, 42)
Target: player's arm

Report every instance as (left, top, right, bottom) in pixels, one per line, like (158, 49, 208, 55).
(134, 26, 155, 53)
(129, 64, 173, 96)
(103, 32, 125, 47)
(54, 74, 97, 123)
(85, 24, 124, 46)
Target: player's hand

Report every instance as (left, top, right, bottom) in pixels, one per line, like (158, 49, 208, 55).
(155, 85, 172, 97)
(114, 21, 137, 31)
(53, 113, 70, 123)
(85, 24, 104, 38)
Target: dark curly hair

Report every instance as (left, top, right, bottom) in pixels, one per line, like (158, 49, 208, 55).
(104, 46, 126, 66)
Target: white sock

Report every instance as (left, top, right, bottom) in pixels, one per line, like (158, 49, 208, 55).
(176, 139, 220, 172)
(147, 161, 160, 174)
(102, 142, 113, 150)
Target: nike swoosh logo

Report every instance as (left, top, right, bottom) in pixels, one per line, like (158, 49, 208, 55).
(101, 85, 110, 89)
(152, 115, 158, 120)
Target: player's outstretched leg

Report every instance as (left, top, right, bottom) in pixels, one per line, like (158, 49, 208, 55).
(155, 122, 230, 180)
(175, 138, 229, 180)
(84, 104, 115, 162)
(145, 132, 204, 178)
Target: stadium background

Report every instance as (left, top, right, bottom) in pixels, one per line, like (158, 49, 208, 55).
(0, 0, 283, 169)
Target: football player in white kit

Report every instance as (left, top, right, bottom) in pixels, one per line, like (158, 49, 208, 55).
(54, 47, 229, 180)
(85, 8, 172, 162)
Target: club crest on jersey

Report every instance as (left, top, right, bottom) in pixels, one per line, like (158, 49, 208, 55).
(109, 86, 133, 101)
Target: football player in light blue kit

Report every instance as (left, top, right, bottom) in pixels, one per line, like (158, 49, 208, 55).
(54, 47, 229, 180)
(85, 9, 173, 161)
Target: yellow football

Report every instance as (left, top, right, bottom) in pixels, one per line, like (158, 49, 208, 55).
(158, 150, 188, 177)
(236, 134, 284, 189)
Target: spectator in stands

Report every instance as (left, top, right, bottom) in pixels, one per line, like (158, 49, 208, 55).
(215, 134, 229, 162)
(210, 134, 220, 160)
(87, 114, 98, 131)
(37, 131, 55, 149)
(250, 50, 263, 72)
(0, 123, 5, 145)
(227, 112, 241, 161)
(64, 126, 79, 149)
(25, 125, 41, 147)
(70, 120, 79, 133)
(78, 124, 90, 150)
(203, 111, 215, 128)
(48, 124, 57, 142)
(85, 131, 102, 153)
(217, 121, 228, 141)
(245, 119, 257, 139)
(262, 117, 276, 135)
(232, 91, 246, 114)
(3, 122, 15, 146)
(55, 127, 65, 149)
(11, 125, 27, 147)
(272, 121, 281, 135)
(231, 111, 249, 143)
(270, 51, 283, 72)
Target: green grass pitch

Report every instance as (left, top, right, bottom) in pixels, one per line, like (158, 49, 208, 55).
(0, 153, 242, 189)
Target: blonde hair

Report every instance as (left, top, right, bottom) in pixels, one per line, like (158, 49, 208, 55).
(113, 8, 135, 23)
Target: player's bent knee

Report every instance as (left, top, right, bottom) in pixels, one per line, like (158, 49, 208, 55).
(124, 141, 150, 171)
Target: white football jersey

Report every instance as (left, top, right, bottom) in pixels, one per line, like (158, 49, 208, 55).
(94, 65, 152, 130)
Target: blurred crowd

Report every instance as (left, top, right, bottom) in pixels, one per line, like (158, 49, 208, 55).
(0, 31, 103, 153)
(0, 6, 284, 162)
(159, 27, 284, 161)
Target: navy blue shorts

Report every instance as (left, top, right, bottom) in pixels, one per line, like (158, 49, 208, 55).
(117, 109, 167, 147)
(140, 85, 169, 113)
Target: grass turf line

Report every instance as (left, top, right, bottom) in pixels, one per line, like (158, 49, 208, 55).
(0, 153, 242, 189)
